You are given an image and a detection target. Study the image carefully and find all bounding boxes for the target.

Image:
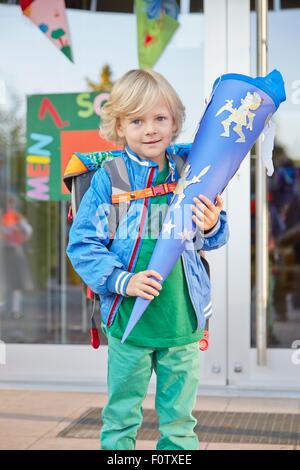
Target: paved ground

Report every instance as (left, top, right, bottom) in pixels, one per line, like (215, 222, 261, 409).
(0, 389, 299, 450)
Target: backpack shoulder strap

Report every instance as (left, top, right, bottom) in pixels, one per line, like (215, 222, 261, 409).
(172, 153, 186, 177)
(103, 153, 186, 238)
(103, 156, 131, 240)
(103, 156, 131, 195)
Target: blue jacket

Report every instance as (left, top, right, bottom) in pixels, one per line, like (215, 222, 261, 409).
(66, 145, 229, 331)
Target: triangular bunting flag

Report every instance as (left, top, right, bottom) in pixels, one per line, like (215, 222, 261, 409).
(135, 0, 180, 69)
(20, 0, 73, 62)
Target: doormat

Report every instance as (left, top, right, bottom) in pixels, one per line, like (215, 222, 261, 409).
(58, 408, 300, 445)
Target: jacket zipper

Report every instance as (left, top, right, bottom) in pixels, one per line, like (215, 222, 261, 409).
(107, 166, 156, 326)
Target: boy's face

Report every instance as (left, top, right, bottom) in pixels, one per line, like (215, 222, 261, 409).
(117, 96, 176, 166)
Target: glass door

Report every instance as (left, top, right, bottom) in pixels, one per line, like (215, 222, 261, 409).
(226, 3, 300, 389)
(201, 0, 300, 390)
(0, 4, 207, 387)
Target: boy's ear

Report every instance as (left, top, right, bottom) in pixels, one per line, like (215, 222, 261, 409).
(116, 118, 125, 138)
(172, 118, 177, 135)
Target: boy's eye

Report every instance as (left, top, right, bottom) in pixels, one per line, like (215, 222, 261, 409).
(130, 116, 167, 124)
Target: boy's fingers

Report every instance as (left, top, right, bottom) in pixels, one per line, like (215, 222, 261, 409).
(142, 285, 160, 297)
(193, 197, 206, 213)
(192, 213, 211, 228)
(145, 269, 163, 281)
(198, 193, 223, 211)
(194, 196, 217, 219)
(191, 204, 204, 220)
(192, 204, 215, 223)
(137, 289, 154, 300)
(144, 278, 162, 291)
(215, 195, 223, 209)
(193, 213, 217, 231)
(192, 215, 204, 230)
(198, 194, 215, 210)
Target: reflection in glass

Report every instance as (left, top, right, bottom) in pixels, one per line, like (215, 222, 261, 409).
(251, 7, 300, 348)
(0, 88, 103, 345)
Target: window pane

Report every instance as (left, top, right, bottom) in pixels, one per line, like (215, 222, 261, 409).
(190, 0, 204, 13)
(250, 8, 300, 348)
(250, 0, 274, 11)
(65, 0, 91, 10)
(97, 0, 134, 13)
(281, 0, 300, 8)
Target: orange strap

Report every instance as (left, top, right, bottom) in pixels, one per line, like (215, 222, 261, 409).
(112, 182, 177, 204)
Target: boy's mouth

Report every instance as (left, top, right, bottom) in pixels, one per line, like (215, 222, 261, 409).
(142, 140, 161, 144)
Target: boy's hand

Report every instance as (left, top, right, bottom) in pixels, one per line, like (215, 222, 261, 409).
(191, 194, 223, 232)
(125, 269, 163, 300)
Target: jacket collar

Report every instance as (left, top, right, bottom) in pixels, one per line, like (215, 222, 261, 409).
(125, 144, 177, 182)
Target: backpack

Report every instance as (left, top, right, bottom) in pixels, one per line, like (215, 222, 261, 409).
(64, 149, 209, 350)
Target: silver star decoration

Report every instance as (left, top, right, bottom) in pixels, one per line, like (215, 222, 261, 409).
(162, 219, 177, 235)
(178, 228, 195, 243)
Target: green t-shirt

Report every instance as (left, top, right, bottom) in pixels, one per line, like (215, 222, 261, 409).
(107, 159, 203, 348)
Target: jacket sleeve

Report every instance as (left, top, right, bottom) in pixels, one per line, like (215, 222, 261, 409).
(66, 167, 134, 297)
(193, 210, 229, 251)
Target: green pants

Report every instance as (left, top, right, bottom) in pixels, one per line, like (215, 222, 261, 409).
(100, 332, 200, 450)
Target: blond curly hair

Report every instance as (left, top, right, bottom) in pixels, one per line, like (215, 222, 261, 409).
(99, 69, 185, 146)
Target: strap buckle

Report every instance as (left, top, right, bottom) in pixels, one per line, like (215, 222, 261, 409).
(151, 184, 167, 196)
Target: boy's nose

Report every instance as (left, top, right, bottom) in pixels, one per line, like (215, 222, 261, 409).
(145, 122, 157, 135)
(145, 129, 157, 137)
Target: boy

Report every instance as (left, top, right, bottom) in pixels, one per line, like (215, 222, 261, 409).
(66, 69, 228, 450)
